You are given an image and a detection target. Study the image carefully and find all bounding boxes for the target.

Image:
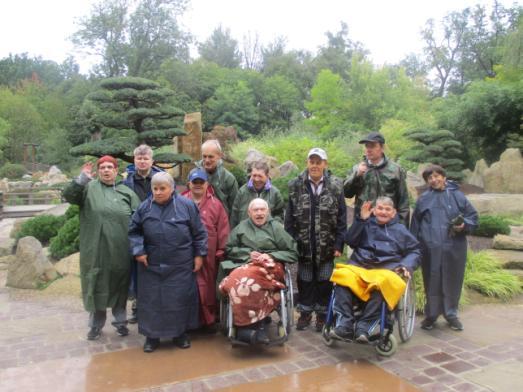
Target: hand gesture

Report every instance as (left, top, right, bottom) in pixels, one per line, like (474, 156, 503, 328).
(250, 251, 261, 261)
(136, 254, 148, 267)
(357, 161, 368, 177)
(193, 256, 203, 272)
(81, 162, 94, 179)
(394, 266, 410, 279)
(360, 201, 373, 220)
(453, 223, 465, 232)
(334, 250, 342, 257)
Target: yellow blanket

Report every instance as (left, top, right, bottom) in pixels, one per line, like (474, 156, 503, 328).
(330, 264, 406, 310)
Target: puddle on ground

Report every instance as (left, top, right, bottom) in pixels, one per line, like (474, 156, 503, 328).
(220, 360, 419, 392)
(85, 333, 291, 391)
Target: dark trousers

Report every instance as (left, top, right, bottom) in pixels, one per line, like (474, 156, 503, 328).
(333, 286, 383, 330)
(297, 278, 332, 315)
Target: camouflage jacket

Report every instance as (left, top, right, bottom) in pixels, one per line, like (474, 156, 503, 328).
(284, 170, 347, 265)
(229, 179, 285, 228)
(195, 160, 238, 216)
(343, 155, 410, 226)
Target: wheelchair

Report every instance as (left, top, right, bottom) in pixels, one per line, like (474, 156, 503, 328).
(321, 275, 416, 356)
(219, 264, 294, 347)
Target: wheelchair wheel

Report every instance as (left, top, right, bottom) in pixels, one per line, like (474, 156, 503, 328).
(284, 268, 295, 332)
(321, 324, 337, 347)
(396, 278, 416, 343)
(219, 297, 229, 336)
(375, 334, 397, 357)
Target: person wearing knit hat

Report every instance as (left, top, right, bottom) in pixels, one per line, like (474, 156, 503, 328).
(63, 158, 140, 341)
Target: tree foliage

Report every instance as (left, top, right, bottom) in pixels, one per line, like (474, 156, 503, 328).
(71, 76, 188, 163)
(198, 26, 242, 68)
(405, 128, 465, 180)
(72, 0, 191, 77)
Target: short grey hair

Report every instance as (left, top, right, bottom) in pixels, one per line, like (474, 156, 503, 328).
(250, 160, 270, 175)
(376, 196, 395, 208)
(248, 198, 269, 211)
(134, 144, 153, 157)
(202, 139, 222, 154)
(151, 172, 174, 188)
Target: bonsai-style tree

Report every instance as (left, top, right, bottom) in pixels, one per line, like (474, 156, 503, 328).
(71, 76, 191, 167)
(404, 128, 465, 181)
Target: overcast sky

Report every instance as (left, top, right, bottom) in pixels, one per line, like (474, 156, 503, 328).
(0, 0, 517, 73)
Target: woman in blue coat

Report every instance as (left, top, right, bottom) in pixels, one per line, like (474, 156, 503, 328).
(129, 172, 208, 353)
(411, 165, 478, 332)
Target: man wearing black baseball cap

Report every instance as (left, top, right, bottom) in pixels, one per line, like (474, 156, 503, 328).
(344, 131, 410, 226)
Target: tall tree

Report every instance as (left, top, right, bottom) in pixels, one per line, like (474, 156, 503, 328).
(71, 77, 189, 164)
(72, 0, 191, 77)
(314, 22, 367, 80)
(198, 26, 242, 68)
(241, 31, 263, 70)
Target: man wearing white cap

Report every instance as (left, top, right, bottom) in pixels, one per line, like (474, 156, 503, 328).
(285, 148, 347, 332)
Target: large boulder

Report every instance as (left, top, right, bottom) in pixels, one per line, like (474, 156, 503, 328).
(493, 235, 523, 251)
(466, 159, 488, 189)
(40, 166, 69, 186)
(406, 171, 426, 201)
(6, 236, 59, 289)
(0, 255, 13, 271)
(483, 149, 523, 193)
(243, 148, 280, 177)
(279, 161, 299, 178)
(467, 194, 523, 215)
(54, 252, 80, 276)
(204, 126, 239, 155)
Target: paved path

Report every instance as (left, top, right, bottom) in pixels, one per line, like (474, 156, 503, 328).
(0, 269, 522, 391)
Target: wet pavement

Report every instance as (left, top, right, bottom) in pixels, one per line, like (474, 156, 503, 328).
(1, 268, 522, 392)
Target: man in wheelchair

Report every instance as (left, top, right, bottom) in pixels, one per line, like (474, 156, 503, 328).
(218, 198, 298, 344)
(330, 197, 420, 343)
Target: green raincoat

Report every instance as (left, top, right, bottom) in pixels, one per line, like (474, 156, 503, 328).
(63, 179, 140, 312)
(217, 217, 298, 286)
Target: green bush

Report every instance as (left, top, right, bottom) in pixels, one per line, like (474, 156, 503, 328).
(49, 215, 80, 260)
(65, 204, 80, 220)
(414, 250, 522, 312)
(16, 215, 65, 245)
(0, 163, 27, 179)
(226, 163, 248, 188)
(271, 170, 300, 204)
(473, 215, 511, 237)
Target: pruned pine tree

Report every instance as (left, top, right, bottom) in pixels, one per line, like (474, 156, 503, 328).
(405, 128, 465, 181)
(71, 76, 190, 166)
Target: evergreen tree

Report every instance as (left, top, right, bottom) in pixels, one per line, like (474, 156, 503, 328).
(71, 76, 189, 165)
(404, 128, 465, 181)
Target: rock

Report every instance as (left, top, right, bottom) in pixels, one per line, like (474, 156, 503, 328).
(406, 171, 426, 201)
(0, 255, 14, 270)
(6, 236, 60, 289)
(493, 235, 523, 251)
(269, 166, 281, 180)
(510, 226, 523, 239)
(467, 194, 523, 215)
(483, 148, 523, 193)
(0, 178, 9, 193)
(54, 252, 80, 276)
(279, 161, 299, 178)
(204, 126, 239, 154)
(40, 165, 69, 186)
(22, 174, 32, 180)
(8, 181, 33, 191)
(467, 159, 488, 188)
(485, 249, 523, 269)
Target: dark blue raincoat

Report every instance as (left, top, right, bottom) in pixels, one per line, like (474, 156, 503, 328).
(346, 215, 420, 273)
(410, 181, 478, 320)
(129, 193, 208, 339)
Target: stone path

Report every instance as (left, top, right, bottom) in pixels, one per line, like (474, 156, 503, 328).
(1, 268, 522, 391)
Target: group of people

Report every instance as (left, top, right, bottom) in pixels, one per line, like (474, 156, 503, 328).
(63, 131, 478, 353)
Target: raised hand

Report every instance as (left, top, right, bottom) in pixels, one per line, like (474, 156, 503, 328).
(81, 162, 94, 179)
(360, 201, 373, 220)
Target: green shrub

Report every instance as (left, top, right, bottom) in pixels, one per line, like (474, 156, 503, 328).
(226, 163, 248, 187)
(414, 250, 522, 312)
(271, 170, 300, 204)
(473, 215, 511, 237)
(65, 204, 80, 220)
(0, 163, 27, 179)
(16, 215, 65, 245)
(464, 250, 522, 300)
(49, 215, 80, 260)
